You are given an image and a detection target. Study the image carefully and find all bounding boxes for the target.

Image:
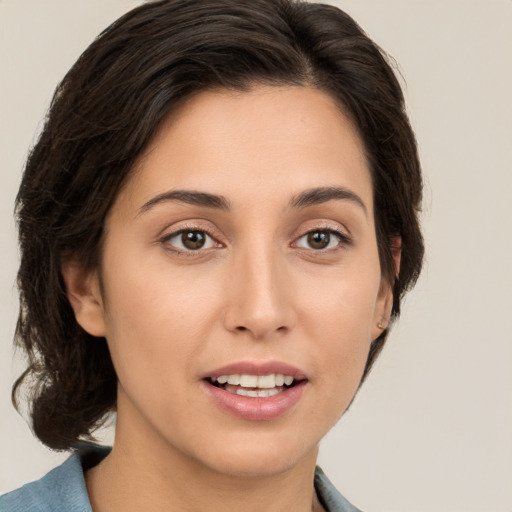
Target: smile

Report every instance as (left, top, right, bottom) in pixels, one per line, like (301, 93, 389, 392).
(203, 363, 307, 420)
(209, 374, 296, 398)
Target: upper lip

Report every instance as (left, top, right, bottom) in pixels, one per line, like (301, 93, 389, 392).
(203, 361, 307, 381)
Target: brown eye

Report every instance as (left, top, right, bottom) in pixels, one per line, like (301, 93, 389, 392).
(164, 229, 216, 251)
(307, 231, 331, 249)
(182, 231, 206, 250)
(295, 230, 343, 250)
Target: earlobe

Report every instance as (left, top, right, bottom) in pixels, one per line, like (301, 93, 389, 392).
(61, 261, 106, 337)
(371, 236, 402, 340)
(371, 281, 394, 340)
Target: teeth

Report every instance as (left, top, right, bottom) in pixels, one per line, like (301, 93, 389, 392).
(240, 374, 258, 387)
(236, 388, 259, 397)
(215, 373, 295, 388)
(257, 374, 275, 388)
(236, 387, 282, 397)
(227, 374, 240, 385)
(259, 388, 280, 397)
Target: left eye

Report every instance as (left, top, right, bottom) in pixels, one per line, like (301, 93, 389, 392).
(295, 230, 342, 250)
(163, 230, 217, 251)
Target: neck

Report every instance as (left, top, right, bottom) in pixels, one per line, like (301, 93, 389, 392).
(86, 423, 322, 512)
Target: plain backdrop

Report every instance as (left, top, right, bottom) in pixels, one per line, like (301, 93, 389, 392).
(1, 1, 511, 511)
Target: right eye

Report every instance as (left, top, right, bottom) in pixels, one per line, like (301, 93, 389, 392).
(162, 229, 218, 252)
(294, 229, 349, 251)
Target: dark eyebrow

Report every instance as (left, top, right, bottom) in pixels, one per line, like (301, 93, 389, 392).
(289, 186, 367, 216)
(139, 190, 231, 214)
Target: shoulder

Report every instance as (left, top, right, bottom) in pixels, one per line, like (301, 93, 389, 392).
(314, 466, 363, 512)
(0, 444, 110, 512)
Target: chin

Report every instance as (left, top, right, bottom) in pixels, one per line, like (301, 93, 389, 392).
(206, 455, 306, 479)
(189, 432, 319, 479)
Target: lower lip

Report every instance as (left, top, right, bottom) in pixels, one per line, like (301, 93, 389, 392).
(203, 381, 307, 421)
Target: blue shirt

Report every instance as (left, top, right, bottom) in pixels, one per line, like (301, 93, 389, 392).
(0, 444, 362, 512)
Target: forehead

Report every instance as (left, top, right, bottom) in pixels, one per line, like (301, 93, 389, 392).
(118, 86, 373, 215)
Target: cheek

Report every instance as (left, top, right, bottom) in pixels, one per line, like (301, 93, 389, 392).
(298, 258, 381, 406)
(99, 252, 222, 381)
(300, 259, 382, 342)
(316, 291, 374, 386)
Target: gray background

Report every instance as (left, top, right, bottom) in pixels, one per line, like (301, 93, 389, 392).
(1, 1, 511, 510)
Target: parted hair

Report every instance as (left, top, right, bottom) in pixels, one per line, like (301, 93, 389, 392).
(13, 0, 424, 450)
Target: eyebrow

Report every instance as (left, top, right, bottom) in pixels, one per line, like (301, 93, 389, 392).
(138, 186, 367, 216)
(139, 190, 231, 214)
(289, 186, 367, 216)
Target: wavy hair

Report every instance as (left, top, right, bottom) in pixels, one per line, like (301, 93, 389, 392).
(13, 0, 423, 450)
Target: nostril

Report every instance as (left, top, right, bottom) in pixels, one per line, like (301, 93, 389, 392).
(235, 326, 247, 332)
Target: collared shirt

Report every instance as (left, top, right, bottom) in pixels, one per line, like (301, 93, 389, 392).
(0, 444, 362, 512)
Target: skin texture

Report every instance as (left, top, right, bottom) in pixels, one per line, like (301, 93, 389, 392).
(63, 86, 394, 512)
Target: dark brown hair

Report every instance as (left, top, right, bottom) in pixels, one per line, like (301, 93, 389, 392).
(13, 0, 423, 450)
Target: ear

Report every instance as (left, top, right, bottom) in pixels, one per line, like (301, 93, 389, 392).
(371, 236, 402, 340)
(61, 260, 106, 337)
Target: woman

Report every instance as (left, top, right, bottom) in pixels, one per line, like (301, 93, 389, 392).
(1, 0, 423, 511)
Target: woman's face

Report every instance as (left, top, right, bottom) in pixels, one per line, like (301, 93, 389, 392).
(70, 86, 392, 477)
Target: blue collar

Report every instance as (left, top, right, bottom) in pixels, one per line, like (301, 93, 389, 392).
(1, 443, 362, 512)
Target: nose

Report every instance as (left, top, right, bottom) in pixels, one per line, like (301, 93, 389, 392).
(223, 244, 296, 340)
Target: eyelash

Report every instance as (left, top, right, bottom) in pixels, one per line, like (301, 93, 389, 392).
(160, 226, 221, 256)
(159, 225, 351, 255)
(294, 227, 352, 251)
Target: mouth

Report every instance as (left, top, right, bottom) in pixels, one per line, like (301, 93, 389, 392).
(206, 373, 300, 398)
(202, 362, 308, 420)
